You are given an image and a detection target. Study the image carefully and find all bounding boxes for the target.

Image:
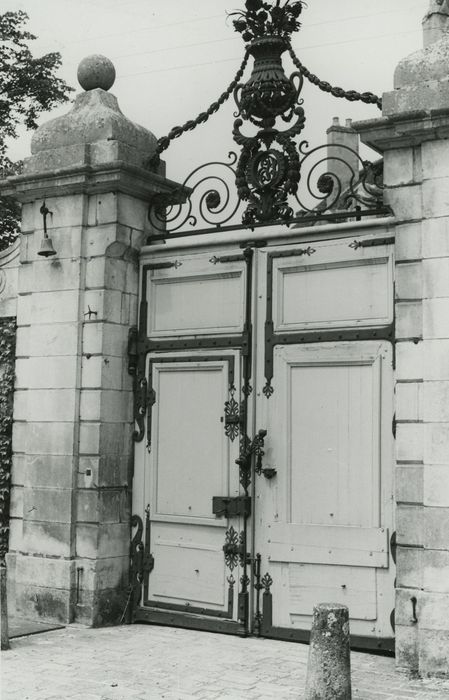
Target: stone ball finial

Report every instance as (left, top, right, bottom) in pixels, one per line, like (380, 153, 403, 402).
(77, 55, 116, 92)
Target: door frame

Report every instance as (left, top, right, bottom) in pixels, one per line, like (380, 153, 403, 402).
(130, 222, 397, 651)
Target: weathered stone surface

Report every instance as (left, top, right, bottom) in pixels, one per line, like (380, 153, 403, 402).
(384, 183, 423, 222)
(16, 422, 76, 456)
(396, 382, 422, 421)
(420, 630, 449, 677)
(396, 342, 423, 380)
(396, 422, 424, 462)
(24, 454, 74, 489)
(396, 623, 419, 671)
(422, 217, 449, 258)
(77, 54, 116, 92)
(423, 259, 449, 300)
(425, 423, 449, 463)
(22, 521, 73, 558)
(396, 263, 423, 301)
(23, 487, 73, 524)
(423, 549, 449, 592)
(396, 301, 423, 339)
(304, 603, 351, 700)
(423, 507, 449, 549)
(396, 505, 424, 547)
(394, 38, 449, 89)
(15, 582, 74, 623)
(16, 555, 75, 590)
(29, 89, 156, 171)
(396, 465, 424, 504)
(15, 356, 78, 390)
(395, 222, 423, 262)
(419, 592, 449, 630)
(424, 298, 449, 337)
(76, 523, 129, 559)
(396, 546, 423, 589)
(423, 1, 449, 49)
(383, 147, 416, 186)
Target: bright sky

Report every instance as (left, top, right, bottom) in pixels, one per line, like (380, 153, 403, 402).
(2, 0, 429, 183)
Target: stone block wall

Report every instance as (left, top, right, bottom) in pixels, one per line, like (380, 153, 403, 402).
(9, 189, 146, 625)
(357, 113, 449, 676)
(0, 61, 187, 626)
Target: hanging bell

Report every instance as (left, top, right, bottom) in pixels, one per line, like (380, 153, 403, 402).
(37, 236, 57, 257)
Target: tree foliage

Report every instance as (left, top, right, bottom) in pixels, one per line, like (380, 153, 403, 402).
(0, 10, 73, 251)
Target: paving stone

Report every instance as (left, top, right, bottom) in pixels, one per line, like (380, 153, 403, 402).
(2, 624, 449, 699)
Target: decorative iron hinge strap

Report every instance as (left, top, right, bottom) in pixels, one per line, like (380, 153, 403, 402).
(130, 514, 144, 611)
(146, 260, 182, 270)
(224, 389, 245, 442)
(210, 253, 246, 264)
(349, 236, 395, 250)
(223, 526, 247, 571)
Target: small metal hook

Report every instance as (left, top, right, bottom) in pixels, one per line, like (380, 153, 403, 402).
(411, 596, 418, 624)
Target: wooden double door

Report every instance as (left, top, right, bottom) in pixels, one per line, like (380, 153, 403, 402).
(131, 232, 396, 650)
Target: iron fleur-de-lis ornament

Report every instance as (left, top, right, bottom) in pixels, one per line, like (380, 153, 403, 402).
(231, 0, 306, 227)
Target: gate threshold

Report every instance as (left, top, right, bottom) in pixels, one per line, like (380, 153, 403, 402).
(133, 606, 245, 637)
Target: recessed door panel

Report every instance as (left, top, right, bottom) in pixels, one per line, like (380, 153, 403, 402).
(150, 523, 228, 608)
(145, 253, 246, 338)
(153, 364, 227, 520)
(145, 354, 241, 616)
(288, 357, 380, 528)
(255, 340, 395, 640)
(272, 245, 393, 332)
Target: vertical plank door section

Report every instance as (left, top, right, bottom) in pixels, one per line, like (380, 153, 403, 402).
(146, 355, 240, 616)
(134, 249, 247, 623)
(254, 238, 395, 644)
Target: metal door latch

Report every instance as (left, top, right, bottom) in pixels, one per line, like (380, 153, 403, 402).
(212, 496, 251, 518)
(223, 526, 247, 570)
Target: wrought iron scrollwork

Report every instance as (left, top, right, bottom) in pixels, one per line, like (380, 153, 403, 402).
(149, 153, 242, 235)
(232, 31, 306, 227)
(223, 525, 246, 571)
(224, 385, 245, 442)
(262, 381, 274, 399)
(130, 508, 155, 612)
(236, 428, 267, 491)
(292, 143, 384, 216)
(128, 326, 150, 444)
(130, 514, 144, 610)
(145, 1, 387, 241)
(254, 553, 274, 635)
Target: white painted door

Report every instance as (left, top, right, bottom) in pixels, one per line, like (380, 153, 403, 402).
(144, 352, 241, 617)
(253, 238, 395, 647)
(254, 341, 394, 642)
(133, 233, 395, 644)
(132, 249, 248, 627)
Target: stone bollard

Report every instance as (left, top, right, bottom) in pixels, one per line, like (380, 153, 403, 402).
(304, 603, 351, 700)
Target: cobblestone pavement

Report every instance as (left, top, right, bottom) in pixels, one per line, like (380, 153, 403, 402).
(2, 624, 449, 700)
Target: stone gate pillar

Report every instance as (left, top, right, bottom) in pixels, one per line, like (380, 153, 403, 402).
(1, 56, 185, 626)
(356, 4, 449, 677)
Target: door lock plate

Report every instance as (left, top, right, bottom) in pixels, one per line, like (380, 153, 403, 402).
(212, 496, 251, 518)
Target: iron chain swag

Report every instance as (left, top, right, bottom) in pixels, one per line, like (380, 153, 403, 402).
(147, 0, 384, 231)
(146, 50, 250, 170)
(286, 40, 382, 109)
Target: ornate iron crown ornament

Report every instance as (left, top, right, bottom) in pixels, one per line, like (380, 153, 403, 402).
(147, 1, 386, 239)
(230, 0, 306, 226)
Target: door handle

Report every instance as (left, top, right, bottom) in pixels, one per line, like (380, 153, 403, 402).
(261, 467, 277, 479)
